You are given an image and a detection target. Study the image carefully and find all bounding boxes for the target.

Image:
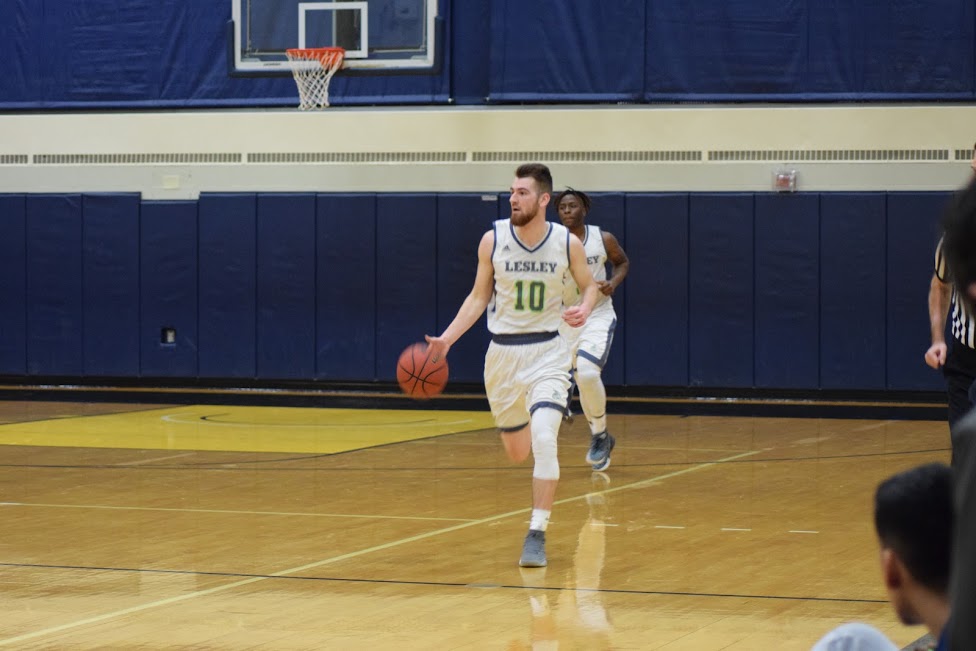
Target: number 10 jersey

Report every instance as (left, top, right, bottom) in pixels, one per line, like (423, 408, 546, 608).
(487, 219, 572, 335)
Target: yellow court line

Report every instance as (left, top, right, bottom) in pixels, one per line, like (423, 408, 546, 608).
(0, 449, 762, 647)
(0, 502, 475, 523)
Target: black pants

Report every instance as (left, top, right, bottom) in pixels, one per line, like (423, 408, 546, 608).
(944, 339, 976, 465)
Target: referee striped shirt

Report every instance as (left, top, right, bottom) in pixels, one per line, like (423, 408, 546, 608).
(936, 236, 976, 348)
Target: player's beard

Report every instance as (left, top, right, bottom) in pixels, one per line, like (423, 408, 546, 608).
(510, 203, 538, 226)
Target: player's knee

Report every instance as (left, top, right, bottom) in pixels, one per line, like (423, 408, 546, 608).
(576, 357, 603, 384)
(531, 410, 560, 480)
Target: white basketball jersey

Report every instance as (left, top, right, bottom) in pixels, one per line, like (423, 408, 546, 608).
(488, 220, 571, 334)
(563, 224, 611, 310)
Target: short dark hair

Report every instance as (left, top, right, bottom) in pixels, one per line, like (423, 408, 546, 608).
(515, 163, 553, 195)
(941, 177, 976, 303)
(554, 187, 592, 214)
(874, 462, 953, 594)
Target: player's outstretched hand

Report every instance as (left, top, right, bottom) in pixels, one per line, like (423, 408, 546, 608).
(424, 335, 451, 364)
(562, 305, 590, 328)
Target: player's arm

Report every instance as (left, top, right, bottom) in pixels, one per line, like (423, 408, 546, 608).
(425, 230, 495, 362)
(925, 272, 951, 369)
(563, 234, 599, 328)
(599, 231, 630, 296)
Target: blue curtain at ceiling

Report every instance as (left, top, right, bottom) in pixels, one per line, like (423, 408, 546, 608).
(0, 0, 969, 107)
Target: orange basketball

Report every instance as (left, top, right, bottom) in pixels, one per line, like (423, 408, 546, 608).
(397, 343, 449, 399)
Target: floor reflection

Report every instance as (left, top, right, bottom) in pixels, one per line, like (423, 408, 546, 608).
(513, 472, 613, 650)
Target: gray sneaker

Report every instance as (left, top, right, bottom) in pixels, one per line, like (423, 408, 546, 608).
(518, 529, 547, 567)
(586, 432, 616, 470)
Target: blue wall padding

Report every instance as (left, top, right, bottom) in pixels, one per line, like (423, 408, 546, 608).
(820, 193, 887, 389)
(435, 195, 496, 383)
(316, 194, 377, 381)
(82, 194, 141, 376)
(140, 201, 199, 377)
(623, 194, 689, 386)
(489, 0, 645, 102)
(886, 192, 951, 390)
(26, 195, 84, 376)
(0, 189, 962, 396)
(753, 194, 820, 389)
(375, 194, 438, 381)
(0, 195, 27, 374)
(256, 194, 316, 379)
(198, 194, 257, 378)
(586, 193, 627, 385)
(689, 194, 755, 387)
(497, 192, 512, 220)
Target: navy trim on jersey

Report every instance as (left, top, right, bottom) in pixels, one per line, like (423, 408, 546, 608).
(499, 422, 529, 433)
(577, 317, 617, 369)
(490, 222, 498, 314)
(530, 401, 566, 414)
(490, 222, 497, 261)
(566, 228, 571, 268)
(510, 221, 553, 253)
(492, 331, 558, 345)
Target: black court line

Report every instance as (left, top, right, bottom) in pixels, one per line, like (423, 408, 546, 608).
(0, 386, 947, 421)
(0, 444, 949, 472)
(0, 561, 887, 605)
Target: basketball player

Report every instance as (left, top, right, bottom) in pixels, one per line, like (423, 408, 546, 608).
(555, 189, 629, 471)
(425, 163, 599, 568)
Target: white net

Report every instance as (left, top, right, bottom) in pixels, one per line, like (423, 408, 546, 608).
(285, 48, 345, 110)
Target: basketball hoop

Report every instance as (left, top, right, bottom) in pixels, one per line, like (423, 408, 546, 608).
(285, 47, 345, 110)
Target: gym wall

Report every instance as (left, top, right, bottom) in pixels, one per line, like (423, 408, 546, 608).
(0, 189, 951, 393)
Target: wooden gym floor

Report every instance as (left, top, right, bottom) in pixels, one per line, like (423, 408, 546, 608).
(0, 398, 950, 649)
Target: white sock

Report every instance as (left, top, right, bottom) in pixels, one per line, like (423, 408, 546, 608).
(530, 509, 551, 531)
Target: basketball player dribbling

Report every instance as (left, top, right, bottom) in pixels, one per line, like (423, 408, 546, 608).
(424, 163, 599, 568)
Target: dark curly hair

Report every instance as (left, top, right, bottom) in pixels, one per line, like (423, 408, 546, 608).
(553, 187, 592, 214)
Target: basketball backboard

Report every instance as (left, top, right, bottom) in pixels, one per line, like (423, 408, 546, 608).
(231, 0, 439, 74)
